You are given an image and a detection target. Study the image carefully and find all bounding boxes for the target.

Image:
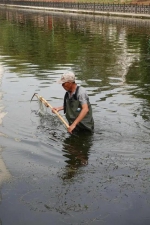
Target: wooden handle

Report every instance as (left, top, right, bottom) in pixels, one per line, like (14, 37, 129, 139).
(35, 94, 69, 128)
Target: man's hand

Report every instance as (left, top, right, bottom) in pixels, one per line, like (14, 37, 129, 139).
(67, 123, 76, 134)
(67, 104, 89, 133)
(52, 106, 63, 113)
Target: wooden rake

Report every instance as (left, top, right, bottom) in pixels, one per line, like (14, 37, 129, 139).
(31, 93, 69, 129)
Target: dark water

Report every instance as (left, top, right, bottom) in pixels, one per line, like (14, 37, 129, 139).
(0, 7, 150, 225)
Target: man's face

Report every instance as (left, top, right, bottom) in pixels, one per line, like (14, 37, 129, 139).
(62, 82, 72, 91)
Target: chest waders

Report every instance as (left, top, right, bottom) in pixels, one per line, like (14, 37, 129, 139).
(64, 86, 94, 132)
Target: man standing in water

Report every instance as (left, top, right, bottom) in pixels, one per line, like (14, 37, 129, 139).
(53, 71, 94, 134)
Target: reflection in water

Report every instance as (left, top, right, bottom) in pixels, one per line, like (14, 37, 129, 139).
(0, 148, 11, 187)
(61, 132, 93, 179)
(35, 109, 93, 180)
(0, 7, 150, 85)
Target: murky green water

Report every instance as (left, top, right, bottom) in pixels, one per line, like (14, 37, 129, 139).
(0, 7, 150, 225)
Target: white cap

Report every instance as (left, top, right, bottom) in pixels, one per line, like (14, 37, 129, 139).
(58, 71, 75, 84)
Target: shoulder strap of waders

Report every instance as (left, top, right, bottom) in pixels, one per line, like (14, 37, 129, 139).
(73, 86, 80, 100)
(63, 86, 80, 114)
(64, 91, 68, 114)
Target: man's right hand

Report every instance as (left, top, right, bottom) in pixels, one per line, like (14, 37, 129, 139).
(52, 106, 63, 113)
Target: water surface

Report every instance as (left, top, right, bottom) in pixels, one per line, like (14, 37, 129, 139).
(0, 7, 150, 225)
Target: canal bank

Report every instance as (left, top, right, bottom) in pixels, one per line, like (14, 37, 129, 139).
(0, 64, 11, 188)
(0, 3, 150, 19)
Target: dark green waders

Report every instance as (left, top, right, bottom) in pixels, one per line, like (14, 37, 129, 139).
(64, 87, 94, 132)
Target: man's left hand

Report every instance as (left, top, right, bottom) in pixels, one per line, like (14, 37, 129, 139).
(67, 124, 76, 134)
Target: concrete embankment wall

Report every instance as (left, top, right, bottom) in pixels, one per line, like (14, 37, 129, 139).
(0, 3, 150, 19)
